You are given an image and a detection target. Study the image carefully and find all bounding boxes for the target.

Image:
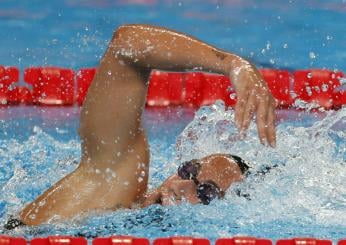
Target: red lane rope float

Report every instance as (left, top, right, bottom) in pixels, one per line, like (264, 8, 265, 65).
(0, 236, 26, 245)
(276, 238, 332, 245)
(293, 70, 344, 109)
(30, 236, 87, 245)
(260, 69, 293, 107)
(147, 70, 184, 106)
(216, 237, 272, 245)
(93, 236, 149, 245)
(1, 237, 346, 245)
(76, 68, 96, 106)
(0, 66, 19, 105)
(0, 66, 345, 108)
(24, 67, 75, 105)
(154, 237, 210, 245)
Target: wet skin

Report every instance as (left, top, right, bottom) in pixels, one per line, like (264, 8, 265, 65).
(19, 24, 276, 225)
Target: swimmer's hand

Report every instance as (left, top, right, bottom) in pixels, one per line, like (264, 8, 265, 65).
(230, 58, 276, 147)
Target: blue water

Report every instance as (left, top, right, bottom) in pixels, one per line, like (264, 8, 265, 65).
(0, 104, 345, 241)
(0, 0, 345, 72)
(0, 0, 346, 241)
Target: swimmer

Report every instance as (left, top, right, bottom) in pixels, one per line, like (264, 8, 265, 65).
(5, 24, 276, 229)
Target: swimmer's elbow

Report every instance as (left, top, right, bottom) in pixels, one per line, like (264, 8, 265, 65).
(112, 25, 130, 42)
(110, 24, 150, 65)
(111, 24, 143, 44)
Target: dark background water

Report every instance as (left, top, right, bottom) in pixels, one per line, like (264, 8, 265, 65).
(0, 0, 345, 73)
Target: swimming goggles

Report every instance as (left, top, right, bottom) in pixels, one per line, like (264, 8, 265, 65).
(177, 155, 251, 205)
(177, 159, 225, 205)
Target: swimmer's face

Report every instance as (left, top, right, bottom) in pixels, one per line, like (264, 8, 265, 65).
(143, 154, 244, 206)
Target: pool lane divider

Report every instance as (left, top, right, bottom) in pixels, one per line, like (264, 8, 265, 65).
(0, 236, 343, 245)
(0, 66, 345, 109)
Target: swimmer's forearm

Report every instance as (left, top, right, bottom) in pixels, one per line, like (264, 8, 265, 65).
(110, 24, 247, 76)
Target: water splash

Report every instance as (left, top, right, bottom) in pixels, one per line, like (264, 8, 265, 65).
(176, 101, 346, 228)
(0, 104, 345, 240)
(0, 126, 80, 223)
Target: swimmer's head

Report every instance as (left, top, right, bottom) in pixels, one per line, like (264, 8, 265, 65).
(180, 154, 245, 196)
(143, 154, 245, 206)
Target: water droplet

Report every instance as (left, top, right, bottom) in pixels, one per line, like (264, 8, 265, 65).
(266, 42, 271, 50)
(306, 86, 312, 96)
(309, 52, 316, 59)
(314, 86, 320, 93)
(230, 93, 236, 100)
(38, 200, 46, 206)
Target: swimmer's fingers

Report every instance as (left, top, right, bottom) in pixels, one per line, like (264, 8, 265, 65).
(266, 99, 276, 147)
(256, 91, 276, 146)
(234, 85, 249, 130)
(240, 89, 257, 132)
(256, 85, 276, 147)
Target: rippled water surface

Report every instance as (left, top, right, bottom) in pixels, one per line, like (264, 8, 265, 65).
(1, 0, 346, 241)
(0, 104, 345, 240)
(0, 0, 345, 71)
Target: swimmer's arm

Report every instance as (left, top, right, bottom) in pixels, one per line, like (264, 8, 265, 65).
(111, 24, 276, 147)
(110, 24, 237, 74)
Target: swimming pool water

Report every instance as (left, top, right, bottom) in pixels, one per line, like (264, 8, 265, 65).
(0, 104, 345, 240)
(0, 0, 346, 241)
(0, 0, 345, 72)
